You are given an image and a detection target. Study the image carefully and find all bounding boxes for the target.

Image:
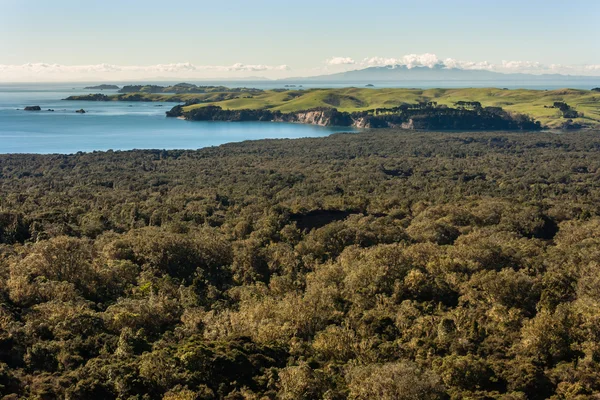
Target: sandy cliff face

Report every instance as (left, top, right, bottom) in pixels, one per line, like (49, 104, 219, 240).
(351, 117, 371, 128)
(278, 112, 381, 128)
(176, 105, 538, 131)
(279, 110, 332, 126)
(401, 119, 415, 129)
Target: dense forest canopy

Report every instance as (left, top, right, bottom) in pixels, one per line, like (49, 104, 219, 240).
(3, 130, 600, 398)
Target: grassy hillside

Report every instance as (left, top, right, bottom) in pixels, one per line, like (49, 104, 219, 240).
(69, 87, 600, 128)
(180, 87, 600, 128)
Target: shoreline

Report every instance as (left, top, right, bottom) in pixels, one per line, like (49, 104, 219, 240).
(64, 86, 600, 130)
(1, 128, 584, 156)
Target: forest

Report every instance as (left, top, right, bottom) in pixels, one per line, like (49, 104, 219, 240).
(3, 129, 600, 399)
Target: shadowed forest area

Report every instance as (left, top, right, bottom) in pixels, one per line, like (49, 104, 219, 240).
(3, 130, 600, 399)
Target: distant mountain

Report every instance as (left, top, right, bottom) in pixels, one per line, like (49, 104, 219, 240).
(283, 65, 597, 83)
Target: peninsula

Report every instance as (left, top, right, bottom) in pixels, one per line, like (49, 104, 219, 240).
(84, 84, 120, 90)
(66, 87, 600, 129)
(117, 82, 263, 94)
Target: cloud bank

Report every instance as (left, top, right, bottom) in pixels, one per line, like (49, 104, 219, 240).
(324, 53, 600, 76)
(0, 62, 291, 82)
(1, 54, 599, 82)
(326, 57, 356, 66)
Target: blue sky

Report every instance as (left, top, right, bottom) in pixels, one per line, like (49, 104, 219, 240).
(1, 0, 599, 80)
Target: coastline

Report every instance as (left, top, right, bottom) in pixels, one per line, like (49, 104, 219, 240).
(64, 86, 600, 130)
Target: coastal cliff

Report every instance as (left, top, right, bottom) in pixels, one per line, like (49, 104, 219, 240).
(276, 110, 333, 126)
(168, 104, 542, 131)
(64, 87, 600, 129)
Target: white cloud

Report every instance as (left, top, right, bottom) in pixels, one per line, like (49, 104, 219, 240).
(362, 57, 402, 67)
(326, 57, 356, 65)
(362, 53, 441, 69)
(0, 62, 291, 81)
(332, 53, 600, 76)
(212, 63, 290, 72)
(2, 55, 600, 82)
(442, 58, 494, 71)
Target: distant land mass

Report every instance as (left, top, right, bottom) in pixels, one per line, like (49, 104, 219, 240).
(283, 65, 600, 83)
(117, 83, 263, 94)
(84, 84, 120, 90)
(66, 87, 600, 130)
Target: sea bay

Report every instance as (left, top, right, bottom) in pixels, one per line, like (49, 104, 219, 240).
(0, 83, 354, 154)
(2, 78, 598, 154)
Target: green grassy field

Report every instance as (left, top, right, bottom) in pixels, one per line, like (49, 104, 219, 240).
(83, 87, 600, 128)
(177, 87, 600, 128)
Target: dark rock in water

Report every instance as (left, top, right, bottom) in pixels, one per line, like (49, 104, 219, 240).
(75, 109, 86, 114)
(24, 106, 41, 111)
(365, 84, 375, 87)
(47, 109, 54, 112)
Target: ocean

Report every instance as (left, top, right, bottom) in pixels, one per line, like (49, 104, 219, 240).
(1, 79, 598, 154)
(0, 83, 360, 154)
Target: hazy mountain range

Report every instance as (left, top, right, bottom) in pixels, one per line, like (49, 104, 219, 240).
(281, 65, 600, 83)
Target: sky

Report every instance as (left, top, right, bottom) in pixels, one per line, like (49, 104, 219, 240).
(0, 0, 599, 81)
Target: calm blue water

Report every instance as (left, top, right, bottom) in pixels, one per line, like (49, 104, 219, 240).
(2, 79, 598, 154)
(0, 83, 354, 154)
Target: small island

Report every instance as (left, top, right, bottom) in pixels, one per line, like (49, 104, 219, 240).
(24, 106, 41, 111)
(118, 83, 263, 94)
(84, 84, 120, 90)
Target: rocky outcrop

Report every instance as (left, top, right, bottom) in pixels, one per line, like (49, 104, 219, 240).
(279, 108, 354, 126)
(279, 110, 326, 125)
(76, 109, 86, 114)
(351, 117, 373, 128)
(400, 120, 415, 129)
(24, 106, 41, 111)
(165, 105, 184, 118)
